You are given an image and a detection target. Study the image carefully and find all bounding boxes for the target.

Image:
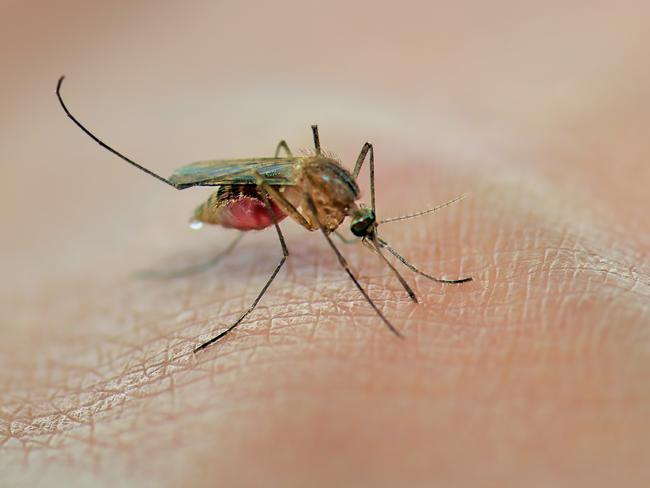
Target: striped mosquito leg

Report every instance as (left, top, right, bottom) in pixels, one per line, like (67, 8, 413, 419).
(194, 191, 289, 352)
(304, 194, 403, 338)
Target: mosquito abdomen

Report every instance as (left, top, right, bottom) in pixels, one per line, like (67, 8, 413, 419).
(193, 185, 287, 231)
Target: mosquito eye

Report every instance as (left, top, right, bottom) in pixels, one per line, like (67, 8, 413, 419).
(351, 217, 372, 237)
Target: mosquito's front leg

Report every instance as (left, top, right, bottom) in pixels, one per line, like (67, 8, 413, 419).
(352, 142, 375, 213)
(303, 193, 403, 338)
(377, 237, 472, 284)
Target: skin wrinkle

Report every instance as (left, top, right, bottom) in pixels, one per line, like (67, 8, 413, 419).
(0, 255, 640, 442)
(1, 280, 364, 440)
(3, 159, 650, 484)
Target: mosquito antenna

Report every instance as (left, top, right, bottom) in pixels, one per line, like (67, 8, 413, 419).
(377, 237, 472, 284)
(56, 76, 180, 189)
(303, 192, 403, 338)
(367, 238, 418, 303)
(379, 194, 467, 224)
(311, 125, 321, 154)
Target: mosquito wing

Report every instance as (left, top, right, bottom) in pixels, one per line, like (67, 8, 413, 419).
(169, 157, 301, 188)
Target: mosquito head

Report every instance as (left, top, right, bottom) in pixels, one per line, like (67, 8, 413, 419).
(350, 206, 376, 237)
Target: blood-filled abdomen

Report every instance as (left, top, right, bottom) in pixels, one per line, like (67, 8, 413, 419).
(192, 186, 287, 231)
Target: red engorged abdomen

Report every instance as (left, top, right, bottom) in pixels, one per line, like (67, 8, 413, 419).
(219, 197, 287, 231)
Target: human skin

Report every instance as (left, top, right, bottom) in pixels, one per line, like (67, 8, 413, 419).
(2, 1, 650, 487)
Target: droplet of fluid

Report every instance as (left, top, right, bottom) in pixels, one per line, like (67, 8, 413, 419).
(189, 219, 204, 230)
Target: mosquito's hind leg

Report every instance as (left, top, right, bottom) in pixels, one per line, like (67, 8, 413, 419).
(274, 140, 293, 157)
(194, 191, 289, 352)
(134, 233, 244, 280)
(56, 76, 185, 190)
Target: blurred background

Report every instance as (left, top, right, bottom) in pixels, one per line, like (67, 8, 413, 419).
(2, 1, 650, 486)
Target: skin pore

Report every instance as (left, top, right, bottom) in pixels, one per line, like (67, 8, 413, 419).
(2, 1, 650, 486)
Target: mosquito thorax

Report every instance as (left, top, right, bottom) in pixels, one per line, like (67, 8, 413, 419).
(350, 207, 376, 237)
(294, 156, 361, 233)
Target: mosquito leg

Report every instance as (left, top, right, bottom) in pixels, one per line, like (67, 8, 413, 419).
(351, 142, 375, 213)
(349, 142, 420, 301)
(367, 238, 418, 303)
(303, 194, 403, 338)
(255, 178, 313, 229)
(56, 76, 184, 190)
(274, 140, 293, 157)
(194, 192, 289, 352)
(134, 233, 244, 280)
(311, 125, 321, 154)
(377, 237, 472, 284)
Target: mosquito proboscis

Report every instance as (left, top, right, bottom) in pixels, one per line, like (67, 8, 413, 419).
(56, 76, 472, 352)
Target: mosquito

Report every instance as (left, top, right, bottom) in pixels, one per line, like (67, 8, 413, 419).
(56, 76, 472, 352)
